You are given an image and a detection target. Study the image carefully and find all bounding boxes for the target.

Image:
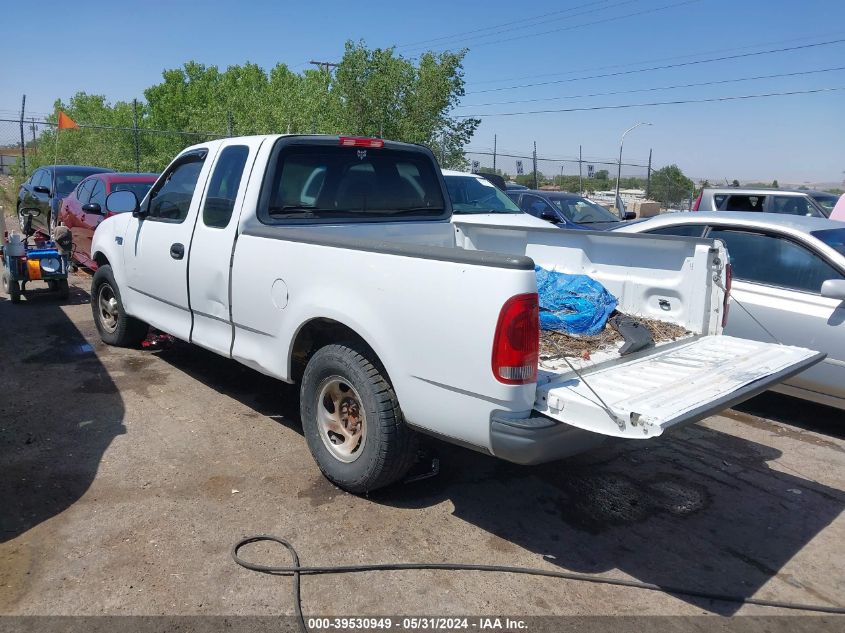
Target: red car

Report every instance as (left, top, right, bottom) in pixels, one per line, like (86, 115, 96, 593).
(59, 172, 158, 269)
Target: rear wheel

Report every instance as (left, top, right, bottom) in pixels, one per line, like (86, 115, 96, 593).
(91, 265, 148, 346)
(2, 268, 21, 304)
(300, 344, 417, 494)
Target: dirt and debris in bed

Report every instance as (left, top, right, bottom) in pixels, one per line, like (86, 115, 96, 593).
(540, 316, 691, 360)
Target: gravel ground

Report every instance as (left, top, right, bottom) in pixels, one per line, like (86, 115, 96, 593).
(1, 268, 843, 628)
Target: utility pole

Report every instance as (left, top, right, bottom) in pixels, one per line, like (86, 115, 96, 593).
(132, 99, 141, 173)
(646, 148, 653, 200)
(19, 95, 26, 176)
(493, 134, 497, 173)
(532, 141, 538, 190)
(578, 145, 583, 196)
(309, 60, 339, 73)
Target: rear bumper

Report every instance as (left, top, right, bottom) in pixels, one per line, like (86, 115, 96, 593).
(489, 413, 608, 465)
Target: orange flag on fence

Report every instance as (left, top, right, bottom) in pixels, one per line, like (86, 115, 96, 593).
(57, 111, 79, 130)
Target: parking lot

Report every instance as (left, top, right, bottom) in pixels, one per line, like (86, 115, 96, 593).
(1, 269, 844, 622)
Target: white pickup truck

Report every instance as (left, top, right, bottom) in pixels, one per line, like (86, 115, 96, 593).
(91, 135, 823, 493)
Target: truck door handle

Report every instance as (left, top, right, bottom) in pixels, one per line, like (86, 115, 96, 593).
(170, 243, 185, 260)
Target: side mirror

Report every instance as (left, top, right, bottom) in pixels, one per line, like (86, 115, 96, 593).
(624, 211, 637, 220)
(820, 279, 845, 301)
(105, 190, 140, 216)
(33, 185, 51, 195)
(20, 207, 41, 217)
(540, 210, 557, 222)
(82, 202, 103, 215)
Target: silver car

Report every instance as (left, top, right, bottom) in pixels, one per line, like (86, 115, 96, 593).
(693, 187, 829, 218)
(614, 212, 845, 410)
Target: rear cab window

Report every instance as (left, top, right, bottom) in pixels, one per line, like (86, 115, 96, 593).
(258, 139, 446, 224)
(203, 145, 250, 228)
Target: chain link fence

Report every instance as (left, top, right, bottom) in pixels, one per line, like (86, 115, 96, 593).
(464, 146, 695, 211)
(0, 116, 224, 178)
(0, 115, 695, 211)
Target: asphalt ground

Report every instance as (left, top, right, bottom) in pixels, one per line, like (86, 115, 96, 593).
(1, 268, 843, 630)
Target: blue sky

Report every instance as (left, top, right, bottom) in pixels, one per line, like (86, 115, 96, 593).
(2, 0, 844, 184)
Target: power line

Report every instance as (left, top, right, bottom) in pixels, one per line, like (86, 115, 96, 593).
(467, 36, 845, 95)
(468, 30, 845, 86)
(455, 86, 845, 118)
(394, 0, 625, 50)
(423, 0, 700, 54)
(397, 0, 636, 52)
(457, 65, 845, 108)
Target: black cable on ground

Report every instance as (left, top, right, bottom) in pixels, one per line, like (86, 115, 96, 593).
(232, 534, 845, 633)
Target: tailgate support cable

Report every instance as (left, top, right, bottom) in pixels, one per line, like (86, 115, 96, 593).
(714, 276, 783, 345)
(561, 355, 628, 432)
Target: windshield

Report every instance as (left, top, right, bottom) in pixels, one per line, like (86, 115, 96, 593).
(54, 169, 106, 195)
(811, 228, 845, 257)
(444, 175, 522, 214)
(811, 193, 839, 215)
(111, 181, 155, 203)
(550, 196, 620, 224)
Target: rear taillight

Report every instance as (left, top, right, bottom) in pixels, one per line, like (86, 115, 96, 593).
(492, 293, 539, 384)
(339, 136, 384, 148)
(692, 192, 702, 211)
(722, 262, 732, 328)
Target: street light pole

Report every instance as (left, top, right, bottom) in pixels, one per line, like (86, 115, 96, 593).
(615, 122, 651, 217)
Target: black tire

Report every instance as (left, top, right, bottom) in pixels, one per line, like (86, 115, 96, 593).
(300, 343, 418, 494)
(2, 268, 21, 304)
(90, 265, 148, 346)
(56, 279, 70, 301)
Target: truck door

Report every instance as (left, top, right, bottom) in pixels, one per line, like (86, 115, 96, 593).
(123, 147, 217, 340)
(188, 138, 264, 356)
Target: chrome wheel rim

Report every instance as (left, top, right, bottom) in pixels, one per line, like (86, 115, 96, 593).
(98, 284, 119, 333)
(316, 376, 367, 463)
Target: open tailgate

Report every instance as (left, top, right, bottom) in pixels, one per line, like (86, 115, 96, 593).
(534, 335, 824, 439)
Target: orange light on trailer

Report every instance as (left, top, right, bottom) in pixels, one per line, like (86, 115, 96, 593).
(339, 136, 384, 148)
(27, 258, 42, 280)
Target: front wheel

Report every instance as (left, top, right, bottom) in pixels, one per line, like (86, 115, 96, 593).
(300, 344, 418, 494)
(90, 265, 148, 346)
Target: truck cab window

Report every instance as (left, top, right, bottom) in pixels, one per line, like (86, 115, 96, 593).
(260, 144, 445, 222)
(203, 145, 249, 228)
(149, 158, 204, 222)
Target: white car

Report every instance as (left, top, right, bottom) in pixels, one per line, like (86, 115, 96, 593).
(442, 170, 552, 229)
(87, 137, 821, 493)
(615, 212, 845, 410)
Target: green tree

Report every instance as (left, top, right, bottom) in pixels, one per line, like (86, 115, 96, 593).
(27, 41, 477, 173)
(771, 179, 779, 188)
(650, 164, 695, 209)
(731, 179, 740, 187)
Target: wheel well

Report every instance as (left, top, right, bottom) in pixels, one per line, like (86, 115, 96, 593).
(290, 318, 382, 382)
(93, 252, 110, 268)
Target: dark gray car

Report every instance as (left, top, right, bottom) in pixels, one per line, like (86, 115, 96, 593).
(17, 165, 114, 235)
(506, 190, 628, 230)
